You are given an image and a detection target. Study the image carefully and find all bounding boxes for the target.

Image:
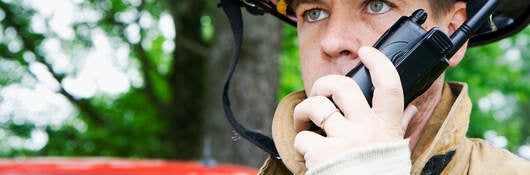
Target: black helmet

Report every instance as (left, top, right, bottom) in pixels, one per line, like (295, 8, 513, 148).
(240, 0, 530, 47)
(470, 0, 530, 46)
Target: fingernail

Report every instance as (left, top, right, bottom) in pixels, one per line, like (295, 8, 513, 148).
(358, 46, 370, 55)
(409, 105, 418, 114)
(358, 46, 377, 59)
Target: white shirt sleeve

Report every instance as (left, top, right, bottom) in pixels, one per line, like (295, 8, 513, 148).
(306, 139, 411, 175)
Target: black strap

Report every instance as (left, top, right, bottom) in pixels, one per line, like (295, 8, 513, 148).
(219, 0, 280, 159)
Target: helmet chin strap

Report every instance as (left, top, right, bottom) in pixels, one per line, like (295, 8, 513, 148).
(219, 0, 281, 159)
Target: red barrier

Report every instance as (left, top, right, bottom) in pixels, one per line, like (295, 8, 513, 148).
(0, 157, 258, 174)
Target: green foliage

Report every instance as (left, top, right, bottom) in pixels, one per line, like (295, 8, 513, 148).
(0, 0, 195, 158)
(447, 26, 530, 151)
(200, 15, 215, 42)
(0, 60, 27, 85)
(40, 90, 174, 158)
(278, 25, 303, 99)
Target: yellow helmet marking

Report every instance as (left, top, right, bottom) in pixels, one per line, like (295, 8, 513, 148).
(276, 0, 287, 15)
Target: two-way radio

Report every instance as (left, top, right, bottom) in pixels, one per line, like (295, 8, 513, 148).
(348, 0, 500, 106)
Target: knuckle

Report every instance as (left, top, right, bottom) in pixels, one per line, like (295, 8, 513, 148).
(294, 131, 312, 151)
(313, 95, 329, 103)
(312, 76, 326, 89)
(303, 96, 329, 109)
(384, 85, 403, 96)
(313, 75, 343, 87)
(298, 96, 320, 107)
(312, 75, 364, 98)
(293, 103, 304, 117)
(334, 75, 355, 86)
(293, 101, 305, 113)
(304, 151, 316, 164)
(322, 75, 357, 88)
(293, 133, 302, 148)
(294, 100, 312, 119)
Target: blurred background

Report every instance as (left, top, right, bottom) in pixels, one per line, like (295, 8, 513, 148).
(0, 0, 528, 169)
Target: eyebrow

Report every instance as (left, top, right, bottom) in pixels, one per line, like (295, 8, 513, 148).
(290, 0, 322, 9)
(291, 0, 410, 13)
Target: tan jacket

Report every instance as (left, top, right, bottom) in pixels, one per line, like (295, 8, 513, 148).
(259, 82, 530, 174)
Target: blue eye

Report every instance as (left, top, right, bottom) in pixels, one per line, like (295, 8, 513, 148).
(366, 0, 392, 14)
(303, 8, 329, 22)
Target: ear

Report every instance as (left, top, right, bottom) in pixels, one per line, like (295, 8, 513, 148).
(446, 1, 467, 67)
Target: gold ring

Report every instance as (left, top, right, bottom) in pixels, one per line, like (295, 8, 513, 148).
(320, 109, 339, 128)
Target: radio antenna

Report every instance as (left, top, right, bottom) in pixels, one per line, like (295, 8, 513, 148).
(448, 0, 501, 58)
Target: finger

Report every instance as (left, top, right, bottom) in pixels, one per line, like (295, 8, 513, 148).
(358, 46, 403, 120)
(308, 75, 372, 121)
(293, 96, 337, 132)
(401, 105, 417, 135)
(294, 131, 327, 160)
(293, 96, 349, 136)
(319, 110, 349, 137)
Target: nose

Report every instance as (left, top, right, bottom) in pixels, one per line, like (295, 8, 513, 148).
(320, 15, 361, 60)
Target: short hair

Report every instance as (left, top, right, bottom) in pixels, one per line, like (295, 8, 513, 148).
(429, 0, 458, 19)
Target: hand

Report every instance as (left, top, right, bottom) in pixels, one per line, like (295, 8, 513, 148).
(293, 46, 417, 170)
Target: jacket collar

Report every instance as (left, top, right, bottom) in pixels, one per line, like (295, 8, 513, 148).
(410, 82, 471, 173)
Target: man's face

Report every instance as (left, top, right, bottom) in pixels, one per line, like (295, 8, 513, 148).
(293, 0, 452, 93)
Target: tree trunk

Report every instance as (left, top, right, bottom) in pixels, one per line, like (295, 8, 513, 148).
(166, 0, 208, 160)
(205, 9, 283, 167)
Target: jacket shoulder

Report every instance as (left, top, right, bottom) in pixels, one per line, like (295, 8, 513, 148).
(467, 138, 530, 174)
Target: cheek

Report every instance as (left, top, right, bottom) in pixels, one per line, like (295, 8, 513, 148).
(357, 15, 402, 45)
(298, 27, 327, 92)
(298, 39, 319, 92)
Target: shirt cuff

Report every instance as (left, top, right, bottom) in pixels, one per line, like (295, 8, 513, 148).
(306, 139, 411, 175)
